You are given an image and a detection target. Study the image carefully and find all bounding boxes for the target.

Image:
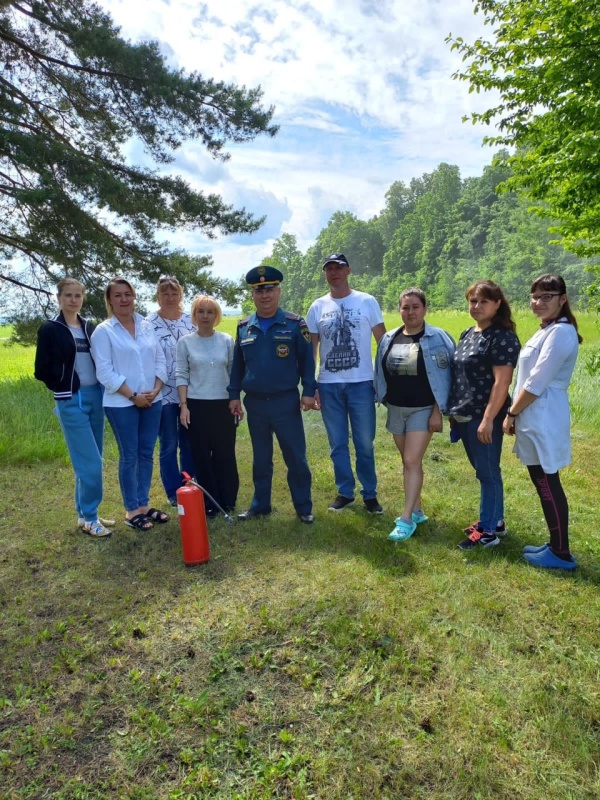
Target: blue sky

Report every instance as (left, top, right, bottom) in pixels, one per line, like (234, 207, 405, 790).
(100, 0, 498, 285)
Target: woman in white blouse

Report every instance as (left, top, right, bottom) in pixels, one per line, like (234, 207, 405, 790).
(146, 276, 195, 506)
(176, 295, 239, 516)
(91, 278, 168, 531)
(503, 274, 582, 571)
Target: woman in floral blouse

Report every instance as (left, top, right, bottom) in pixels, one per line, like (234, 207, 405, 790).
(448, 280, 520, 550)
(146, 276, 196, 506)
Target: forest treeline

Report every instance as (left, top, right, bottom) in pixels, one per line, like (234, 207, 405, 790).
(264, 154, 598, 315)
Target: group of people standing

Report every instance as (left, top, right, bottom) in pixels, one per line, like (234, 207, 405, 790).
(35, 276, 239, 536)
(34, 261, 582, 572)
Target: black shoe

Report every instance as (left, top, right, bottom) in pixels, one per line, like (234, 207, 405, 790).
(328, 495, 355, 511)
(298, 513, 315, 524)
(364, 497, 383, 515)
(237, 508, 271, 521)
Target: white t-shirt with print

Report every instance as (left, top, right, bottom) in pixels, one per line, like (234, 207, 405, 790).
(306, 290, 384, 383)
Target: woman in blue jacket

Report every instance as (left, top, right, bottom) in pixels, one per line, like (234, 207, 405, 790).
(374, 288, 455, 540)
(35, 278, 112, 538)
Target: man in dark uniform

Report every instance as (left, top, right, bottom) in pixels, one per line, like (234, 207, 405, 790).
(228, 266, 316, 523)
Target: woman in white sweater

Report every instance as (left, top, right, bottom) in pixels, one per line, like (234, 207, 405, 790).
(176, 295, 239, 516)
(503, 274, 582, 571)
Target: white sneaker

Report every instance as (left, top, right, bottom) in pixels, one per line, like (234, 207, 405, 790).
(82, 520, 112, 538)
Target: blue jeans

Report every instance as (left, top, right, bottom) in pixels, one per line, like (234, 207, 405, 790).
(244, 390, 312, 515)
(55, 384, 104, 522)
(158, 402, 195, 501)
(317, 380, 377, 500)
(105, 402, 162, 512)
(456, 414, 505, 532)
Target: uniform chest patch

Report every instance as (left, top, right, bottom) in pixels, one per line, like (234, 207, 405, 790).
(276, 344, 290, 358)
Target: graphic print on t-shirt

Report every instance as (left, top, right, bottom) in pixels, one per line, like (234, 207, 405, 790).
(321, 303, 360, 372)
(386, 343, 419, 376)
(74, 336, 90, 354)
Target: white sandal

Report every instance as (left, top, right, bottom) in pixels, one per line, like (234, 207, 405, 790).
(82, 520, 112, 538)
(78, 516, 115, 528)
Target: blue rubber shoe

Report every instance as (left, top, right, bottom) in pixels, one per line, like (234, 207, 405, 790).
(388, 517, 417, 542)
(412, 510, 429, 525)
(523, 549, 577, 571)
(523, 542, 550, 554)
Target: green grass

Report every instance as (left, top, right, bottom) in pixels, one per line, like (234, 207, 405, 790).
(1, 312, 600, 798)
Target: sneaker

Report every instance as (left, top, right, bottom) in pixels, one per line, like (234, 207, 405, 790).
(388, 517, 416, 541)
(412, 510, 429, 525)
(523, 542, 550, 554)
(364, 497, 383, 515)
(82, 520, 112, 538)
(328, 495, 355, 512)
(457, 526, 500, 550)
(463, 519, 507, 537)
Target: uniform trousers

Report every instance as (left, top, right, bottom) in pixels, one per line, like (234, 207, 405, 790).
(186, 399, 239, 513)
(244, 390, 312, 515)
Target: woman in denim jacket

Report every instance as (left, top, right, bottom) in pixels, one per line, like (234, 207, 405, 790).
(374, 288, 455, 540)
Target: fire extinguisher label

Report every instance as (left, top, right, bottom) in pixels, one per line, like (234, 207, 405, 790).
(178, 505, 185, 515)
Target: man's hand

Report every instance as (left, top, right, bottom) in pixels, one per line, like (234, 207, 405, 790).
(301, 396, 315, 412)
(229, 399, 244, 420)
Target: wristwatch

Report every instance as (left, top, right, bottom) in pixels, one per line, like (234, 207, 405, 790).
(128, 392, 137, 402)
(506, 409, 518, 417)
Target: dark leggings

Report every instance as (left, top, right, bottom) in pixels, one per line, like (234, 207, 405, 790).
(527, 465, 570, 557)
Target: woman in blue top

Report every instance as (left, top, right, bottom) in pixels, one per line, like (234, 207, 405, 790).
(449, 280, 520, 550)
(35, 278, 113, 538)
(374, 288, 455, 541)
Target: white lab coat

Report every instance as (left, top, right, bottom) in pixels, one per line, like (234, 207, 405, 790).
(513, 319, 579, 472)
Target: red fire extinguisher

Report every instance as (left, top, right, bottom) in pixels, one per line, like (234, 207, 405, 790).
(176, 477, 210, 566)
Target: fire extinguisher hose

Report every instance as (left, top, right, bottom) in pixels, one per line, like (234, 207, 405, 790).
(180, 473, 234, 524)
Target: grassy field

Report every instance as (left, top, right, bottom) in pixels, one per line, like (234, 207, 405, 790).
(0, 311, 599, 799)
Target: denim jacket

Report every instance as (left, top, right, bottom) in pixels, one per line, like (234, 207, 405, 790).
(374, 322, 455, 412)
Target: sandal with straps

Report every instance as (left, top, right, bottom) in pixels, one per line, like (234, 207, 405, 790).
(82, 520, 112, 538)
(146, 508, 169, 524)
(125, 513, 153, 531)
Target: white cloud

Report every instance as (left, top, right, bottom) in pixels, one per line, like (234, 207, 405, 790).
(98, 0, 498, 284)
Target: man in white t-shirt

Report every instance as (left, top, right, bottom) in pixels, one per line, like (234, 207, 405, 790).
(306, 253, 386, 513)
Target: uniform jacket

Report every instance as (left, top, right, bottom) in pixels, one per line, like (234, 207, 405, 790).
(228, 308, 317, 399)
(374, 322, 455, 412)
(34, 312, 97, 400)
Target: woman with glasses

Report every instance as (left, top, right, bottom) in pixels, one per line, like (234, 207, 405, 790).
(91, 278, 168, 531)
(448, 280, 520, 550)
(34, 278, 113, 537)
(147, 276, 195, 506)
(176, 295, 239, 516)
(503, 275, 581, 570)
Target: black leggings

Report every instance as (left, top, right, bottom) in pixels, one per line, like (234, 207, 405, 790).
(526, 465, 570, 556)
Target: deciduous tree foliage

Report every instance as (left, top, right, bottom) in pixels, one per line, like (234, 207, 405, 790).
(0, 0, 277, 307)
(262, 156, 595, 314)
(447, 0, 600, 258)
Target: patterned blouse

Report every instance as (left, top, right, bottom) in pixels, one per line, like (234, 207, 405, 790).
(449, 325, 520, 419)
(146, 311, 195, 405)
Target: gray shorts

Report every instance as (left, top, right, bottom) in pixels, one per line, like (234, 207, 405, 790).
(386, 404, 434, 435)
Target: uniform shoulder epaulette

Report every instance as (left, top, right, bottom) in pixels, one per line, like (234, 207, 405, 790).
(284, 311, 302, 321)
(238, 314, 252, 326)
